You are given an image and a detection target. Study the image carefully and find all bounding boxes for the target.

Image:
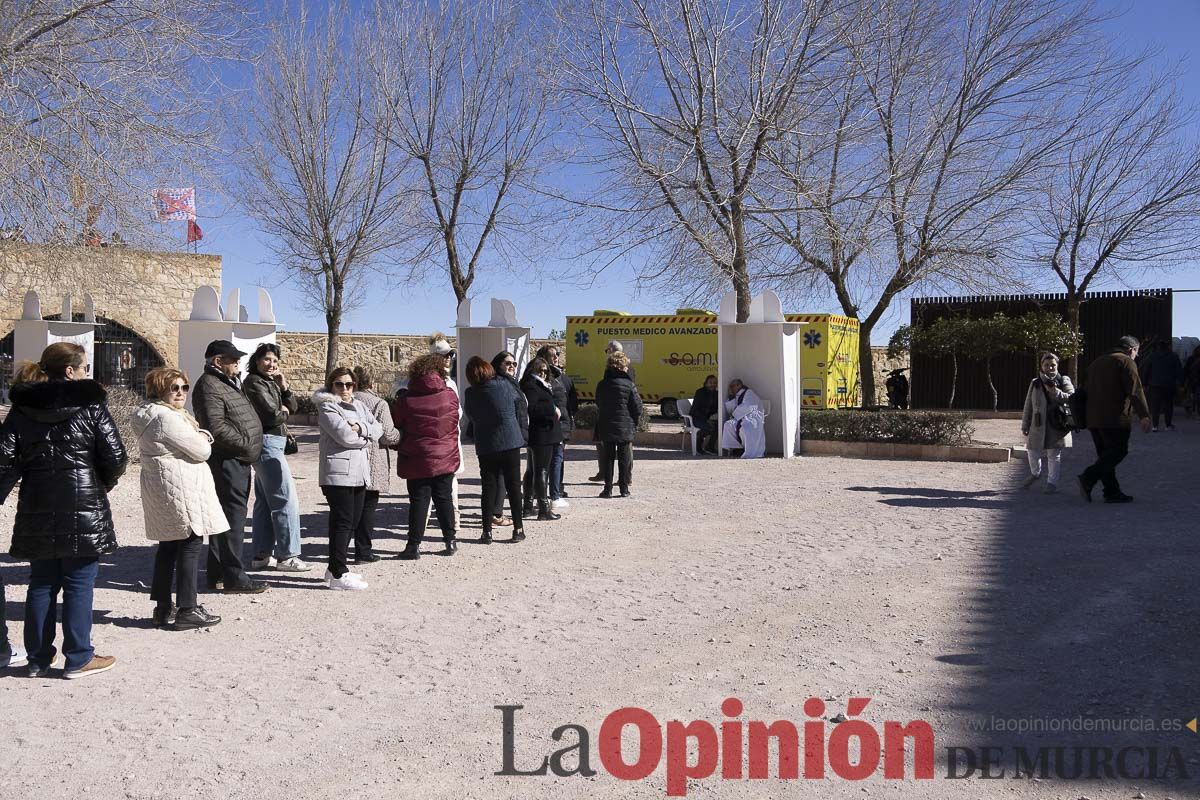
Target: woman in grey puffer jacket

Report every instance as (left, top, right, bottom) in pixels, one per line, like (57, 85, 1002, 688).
(352, 366, 400, 563)
(315, 367, 382, 590)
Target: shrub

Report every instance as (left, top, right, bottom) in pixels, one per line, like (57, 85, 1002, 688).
(572, 402, 651, 433)
(105, 387, 144, 463)
(799, 409, 974, 446)
(294, 394, 318, 415)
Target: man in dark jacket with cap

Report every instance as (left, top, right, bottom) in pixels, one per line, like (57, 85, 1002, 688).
(1078, 336, 1151, 504)
(192, 340, 268, 593)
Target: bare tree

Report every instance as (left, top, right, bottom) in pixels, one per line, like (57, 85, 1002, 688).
(0, 0, 250, 248)
(762, 0, 1110, 402)
(560, 0, 841, 321)
(242, 5, 411, 373)
(1032, 70, 1200, 378)
(370, 0, 568, 305)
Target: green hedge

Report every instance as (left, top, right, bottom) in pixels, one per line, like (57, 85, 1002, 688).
(799, 409, 974, 446)
(572, 402, 651, 433)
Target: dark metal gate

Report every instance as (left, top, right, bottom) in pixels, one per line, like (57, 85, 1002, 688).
(0, 314, 165, 396)
(909, 289, 1173, 411)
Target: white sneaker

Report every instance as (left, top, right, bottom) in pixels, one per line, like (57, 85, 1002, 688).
(551, 498, 570, 510)
(275, 557, 312, 572)
(325, 570, 368, 591)
(3, 646, 27, 669)
(250, 555, 277, 570)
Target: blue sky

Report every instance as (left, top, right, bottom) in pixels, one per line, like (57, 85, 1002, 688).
(201, 0, 1200, 342)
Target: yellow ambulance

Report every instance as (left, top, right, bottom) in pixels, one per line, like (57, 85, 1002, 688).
(565, 309, 860, 417)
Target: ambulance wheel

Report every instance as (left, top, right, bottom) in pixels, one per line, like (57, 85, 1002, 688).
(660, 398, 680, 420)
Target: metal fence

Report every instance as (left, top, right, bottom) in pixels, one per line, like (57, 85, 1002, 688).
(909, 289, 1173, 411)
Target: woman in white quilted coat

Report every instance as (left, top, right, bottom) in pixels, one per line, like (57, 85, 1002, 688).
(132, 368, 228, 631)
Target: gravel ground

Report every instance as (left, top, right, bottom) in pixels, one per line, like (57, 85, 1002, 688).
(1, 417, 1196, 800)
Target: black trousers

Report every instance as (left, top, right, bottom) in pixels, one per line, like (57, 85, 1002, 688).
(207, 457, 251, 587)
(480, 448, 524, 532)
(602, 441, 633, 490)
(528, 444, 554, 506)
(1148, 386, 1175, 427)
(152, 534, 203, 611)
(323, 485, 366, 579)
(0, 570, 9, 658)
(406, 474, 456, 551)
(495, 449, 527, 517)
(1082, 427, 1132, 499)
(354, 490, 380, 557)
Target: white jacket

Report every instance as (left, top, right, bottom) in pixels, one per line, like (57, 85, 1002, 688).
(131, 402, 230, 542)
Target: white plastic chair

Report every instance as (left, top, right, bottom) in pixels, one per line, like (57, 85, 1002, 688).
(677, 398, 701, 455)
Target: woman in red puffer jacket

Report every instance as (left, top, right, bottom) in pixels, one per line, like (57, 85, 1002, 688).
(392, 354, 461, 560)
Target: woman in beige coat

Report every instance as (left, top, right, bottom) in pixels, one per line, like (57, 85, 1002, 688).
(132, 368, 228, 630)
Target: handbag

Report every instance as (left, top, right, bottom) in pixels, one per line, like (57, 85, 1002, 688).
(1041, 380, 1078, 431)
(284, 430, 299, 455)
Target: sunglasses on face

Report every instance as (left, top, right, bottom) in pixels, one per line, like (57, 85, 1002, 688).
(333, 381, 355, 389)
(170, 383, 190, 393)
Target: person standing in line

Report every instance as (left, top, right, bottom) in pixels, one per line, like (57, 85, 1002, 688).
(243, 344, 310, 573)
(595, 351, 643, 498)
(192, 340, 269, 595)
(463, 357, 526, 543)
(1020, 353, 1074, 494)
(536, 344, 577, 511)
(352, 366, 400, 563)
(521, 357, 563, 521)
(589, 340, 631, 483)
(0, 343, 127, 678)
(132, 368, 226, 630)
(1142, 340, 1182, 431)
(489, 351, 527, 528)
(393, 354, 462, 559)
(315, 368, 382, 589)
(1078, 336, 1152, 504)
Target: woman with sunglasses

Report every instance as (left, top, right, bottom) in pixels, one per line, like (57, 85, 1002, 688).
(520, 357, 562, 521)
(488, 351, 527, 526)
(132, 368, 226, 630)
(0, 343, 127, 678)
(315, 368, 382, 589)
(243, 343, 309, 572)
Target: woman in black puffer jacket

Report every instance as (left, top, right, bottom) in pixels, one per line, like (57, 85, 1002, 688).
(0, 343, 127, 679)
(520, 357, 562, 521)
(463, 357, 526, 543)
(488, 351, 527, 527)
(595, 351, 643, 498)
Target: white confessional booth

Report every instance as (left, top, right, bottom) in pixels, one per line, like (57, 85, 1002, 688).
(715, 290, 801, 458)
(454, 298, 531, 398)
(178, 286, 279, 411)
(11, 292, 100, 382)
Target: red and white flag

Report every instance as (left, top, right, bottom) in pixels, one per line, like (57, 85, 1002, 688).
(153, 187, 196, 221)
(187, 219, 203, 243)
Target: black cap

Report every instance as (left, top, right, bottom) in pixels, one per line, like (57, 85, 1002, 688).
(205, 339, 247, 359)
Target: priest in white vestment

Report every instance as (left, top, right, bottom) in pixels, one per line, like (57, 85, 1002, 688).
(720, 380, 766, 458)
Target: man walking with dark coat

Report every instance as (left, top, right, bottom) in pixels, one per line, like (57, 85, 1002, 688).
(1078, 336, 1151, 504)
(192, 340, 268, 593)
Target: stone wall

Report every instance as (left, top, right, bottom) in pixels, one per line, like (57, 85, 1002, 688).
(277, 331, 564, 396)
(0, 243, 222, 369)
(870, 345, 909, 406)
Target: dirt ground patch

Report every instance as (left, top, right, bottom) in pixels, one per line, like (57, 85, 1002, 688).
(1, 418, 1196, 799)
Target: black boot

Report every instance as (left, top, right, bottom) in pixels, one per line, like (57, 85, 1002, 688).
(152, 603, 177, 629)
(443, 535, 458, 555)
(480, 529, 493, 544)
(537, 501, 561, 521)
(511, 528, 526, 543)
(599, 487, 613, 498)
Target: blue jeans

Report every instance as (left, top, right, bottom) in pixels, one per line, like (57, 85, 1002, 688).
(548, 443, 565, 501)
(25, 557, 99, 671)
(252, 434, 302, 560)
